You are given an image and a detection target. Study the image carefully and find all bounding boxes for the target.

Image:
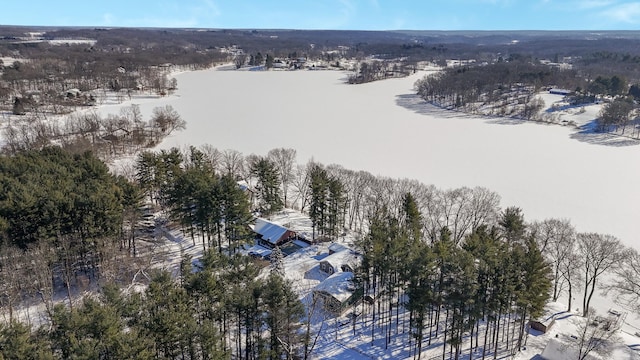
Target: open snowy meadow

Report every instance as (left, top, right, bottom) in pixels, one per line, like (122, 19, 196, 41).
(99, 67, 640, 251)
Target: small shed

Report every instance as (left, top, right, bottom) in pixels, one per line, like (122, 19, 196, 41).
(529, 317, 555, 333)
(313, 271, 358, 314)
(252, 218, 296, 248)
(319, 248, 361, 275)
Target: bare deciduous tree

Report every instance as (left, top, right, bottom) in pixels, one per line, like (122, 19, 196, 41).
(531, 218, 576, 301)
(575, 309, 620, 360)
(27, 242, 55, 319)
(604, 247, 640, 314)
(468, 186, 501, 232)
(150, 105, 186, 138)
(221, 149, 245, 179)
(290, 162, 312, 212)
(200, 144, 222, 172)
(560, 253, 582, 312)
(0, 246, 24, 322)
(268, 148, 297, 207)
(235, 54, 248, 69)
(577, 233, 627, 316)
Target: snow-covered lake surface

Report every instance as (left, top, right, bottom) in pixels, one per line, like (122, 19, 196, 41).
(99, 68, 640, 249)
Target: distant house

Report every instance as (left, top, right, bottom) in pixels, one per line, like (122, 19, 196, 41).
(313, 271, 359, 314)
(319, 247, 361, 275)
(65, 88, 82, 98)
(252, 218, 296, 248)
(549, 88, 572, 96)
(272, 60, 287, 69)
(328, 242, 348, 255)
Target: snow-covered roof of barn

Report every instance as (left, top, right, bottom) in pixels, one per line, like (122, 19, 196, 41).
(253, 218, 290, 244)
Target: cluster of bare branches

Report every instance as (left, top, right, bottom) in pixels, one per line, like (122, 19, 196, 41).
(1, 104, 185, 158)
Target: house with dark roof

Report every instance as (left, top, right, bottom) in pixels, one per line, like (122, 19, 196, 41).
(252, 218, 296, 248)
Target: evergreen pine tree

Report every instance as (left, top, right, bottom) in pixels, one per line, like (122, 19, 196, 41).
(271, 246, 285, 277)
(500, 206, 526, 244)
(262, 273, 304, 360)
(251, 157, 284, 216)
(308, 164, 329, 239)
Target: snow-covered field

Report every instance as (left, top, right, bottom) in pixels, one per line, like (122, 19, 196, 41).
(97, 67, 640, 252)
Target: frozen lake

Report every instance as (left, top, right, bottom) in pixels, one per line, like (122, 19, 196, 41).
(100, 68, 640, 248)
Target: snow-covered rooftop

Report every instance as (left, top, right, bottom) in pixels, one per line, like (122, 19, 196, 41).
(314, 271, 355, 302)
(328, 242, 348, 253)
(320, 248, 361, 272)
(253, 218, 291, 244)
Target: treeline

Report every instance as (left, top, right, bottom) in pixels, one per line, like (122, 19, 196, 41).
(1, 57, 180, 113)
(125, 145, 634, 359)
(416, 60, 640, 139)
(587, 75, 640, 138)
(0, 144, 638, 359)
(2, 104, 186, 158)
(0, 56, 185, 122)
(414, 60, 578, 116)
(579, 51, 640, 84)
(0, 147, 139, 318)
(357, 204, 550, 359)
(569, 74, 640, 138)
(0, 145, 311, 359)
(0, 252, 305, 360)
(0, 29, 225, 118)
(347, 60, 415, 84)
(134, 147, 253, 252)
(596, 97, 639, 136)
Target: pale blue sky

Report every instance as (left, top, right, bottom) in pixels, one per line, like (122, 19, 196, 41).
(1, 0, 640, 30)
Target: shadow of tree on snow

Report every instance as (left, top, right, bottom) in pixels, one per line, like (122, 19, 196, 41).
(570, 128, 640, 147)
(395, 93, 640, 147)
(395, 93, 476, 119)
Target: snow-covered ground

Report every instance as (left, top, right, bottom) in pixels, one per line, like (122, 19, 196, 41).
(260, 209, 640, 359)
(5, 65, 640, 358)
(96, 68, 640, 357)
(95, 68, 640, 253)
